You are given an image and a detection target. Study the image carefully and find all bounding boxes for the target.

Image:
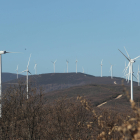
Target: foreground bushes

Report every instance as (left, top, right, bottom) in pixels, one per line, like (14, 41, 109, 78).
(0, 82, 140, 139)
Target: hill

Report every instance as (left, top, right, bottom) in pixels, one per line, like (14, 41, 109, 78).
(2, 72, 138, 93)
(41, 83, 140, 113)
(2, 72, 24, 82)
(2, 72, 140, 114)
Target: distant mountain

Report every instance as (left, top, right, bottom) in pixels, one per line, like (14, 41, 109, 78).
(2, 72, 24, 83)
(2, 72, 140, 114)
(2, 72, 138, 93)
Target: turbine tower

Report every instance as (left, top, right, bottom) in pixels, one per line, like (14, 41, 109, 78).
(34, 62, 37, 74)
(100, 59, 103, 77)
(0, 50, 19, 118)
(66, 60, 69, 73)
(137, 65, 140, 86)
(21, 54, 32, 99)
(109, 63, 113, 79)
(16, 65, 18, 79)
(51, 60, 57, 73)
(75, 59, 78, 73)
(118, 47, 140, 100)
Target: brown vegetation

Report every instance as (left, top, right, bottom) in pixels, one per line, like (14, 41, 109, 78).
(0, 81, 140, 139)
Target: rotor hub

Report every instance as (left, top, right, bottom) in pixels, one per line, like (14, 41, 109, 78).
(130, 59, 135, 63)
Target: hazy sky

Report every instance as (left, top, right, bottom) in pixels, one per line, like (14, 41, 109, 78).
(0, 0, 140, 80)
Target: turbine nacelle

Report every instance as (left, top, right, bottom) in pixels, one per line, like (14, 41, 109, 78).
(52, 60, 57, 64)
(27, 54, 32, 68)
(0, 51, 7, 54)
(101, 59, 103, 65)
(0, 51, 20, 55)
(130, 59, 135, 63)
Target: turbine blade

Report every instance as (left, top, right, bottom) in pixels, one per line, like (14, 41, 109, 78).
(133, 55, 140, 60)
(124, 47, 131, 59)
(27, 54, 32, 67)
(20, 70, 27, 73)
(28, 71, 37, 80)
(133, 73, 137, 80)
(6, 51, 21, 53)
(28, 71, 32, 75)
(124, 62, 130, 74)
(118, 49, 130, 61)
(123, 67, 127, 74)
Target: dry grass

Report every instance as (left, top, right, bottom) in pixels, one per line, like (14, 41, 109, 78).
(0, 80, 140, 139)
(76, 80, 140, 140)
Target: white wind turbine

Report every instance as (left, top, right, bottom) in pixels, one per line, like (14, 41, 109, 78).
(51, 60, 57, 73)
(0, 50, 20, 118)
(118, 47, 140, 100)
(137, 65, 140, 86)
(75, 59, 78, 73)
(109, 63, 113, 79)
(123, 60, 132, 83)
(16, 65, 18, 79)
(100, 59, 103, 77)
(123, 61, 127, 81)
(66, 60, 69, 73)
(125, 63, 132, 83)
(34, 62, 37, 74)
(21, 54, 32, 99)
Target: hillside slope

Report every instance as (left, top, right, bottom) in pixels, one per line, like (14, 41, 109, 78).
(2, 72, 138, 93)
(42, 83, 140, 113)
(2, 72, 140, 114)
(2, 72, 24, 82)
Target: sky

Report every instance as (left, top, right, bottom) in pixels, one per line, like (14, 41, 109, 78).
(0, 0, 140, 81)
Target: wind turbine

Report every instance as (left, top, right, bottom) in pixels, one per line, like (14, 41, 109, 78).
(21, 54, 32, 99)
(0, 50, 20, 118)
(34, 62, 37, 74)
(123, 60, 132, 83)
(66, 60, 69, 73)
(137, 65, 140, 86)
(123, 61, 127, 81)
(126, 63, 132, 83)
(75, 59, 78, 73)
(100, 59, 103, 77)
(16, 65, 18, 79)
(51, 60, 57, 73)
(118, 47, 140, 100)
(109, 63, 113, 79)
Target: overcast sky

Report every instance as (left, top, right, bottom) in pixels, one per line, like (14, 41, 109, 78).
(0, 0, 140, 80)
